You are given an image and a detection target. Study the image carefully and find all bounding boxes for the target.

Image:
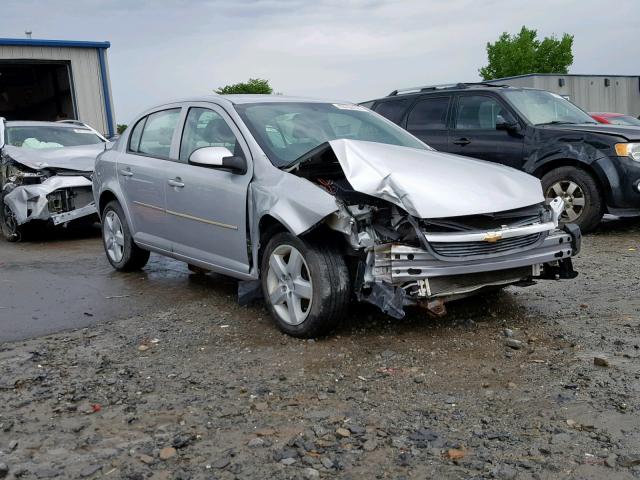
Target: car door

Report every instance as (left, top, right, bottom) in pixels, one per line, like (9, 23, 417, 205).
(403, 96, 451, 151)
(118, 107, 182, 249)
(164, 104, 252, 275)
(448, 94, 524, 168)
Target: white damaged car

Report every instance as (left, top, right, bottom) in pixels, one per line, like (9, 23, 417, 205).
(93, 96, 580, 337)
(0, 119, 107, 241)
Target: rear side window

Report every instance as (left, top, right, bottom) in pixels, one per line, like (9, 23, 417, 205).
(407, 97, 450, 129)
(128, 117, 146, 152)
(137, 108, 181, 158)
(373, 99, 410, 124)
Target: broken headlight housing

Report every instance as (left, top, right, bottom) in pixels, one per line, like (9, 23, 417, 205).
(615, 143, 640, 162)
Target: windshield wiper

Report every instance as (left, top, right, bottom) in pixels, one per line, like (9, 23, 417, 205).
(536, 121, 598, 126)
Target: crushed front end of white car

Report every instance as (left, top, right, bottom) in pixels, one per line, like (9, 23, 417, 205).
(282, 139, 580, 318)
(1, 143, 101, 241)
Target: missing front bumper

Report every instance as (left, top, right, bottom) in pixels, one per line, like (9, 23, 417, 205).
(360, 226, 580, 319)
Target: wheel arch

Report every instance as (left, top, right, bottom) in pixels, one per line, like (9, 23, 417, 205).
(98, 190, 118, 218)
(98, 188, 137, 235)
(533, 159, 606, 198)
(256, 213, 350, 272)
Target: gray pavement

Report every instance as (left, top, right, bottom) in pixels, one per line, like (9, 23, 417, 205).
(0, 226, 235, 342)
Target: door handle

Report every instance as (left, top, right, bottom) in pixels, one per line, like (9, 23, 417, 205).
(453, 138, 471, 146)
(168, 178, 185, 188)
(119, 168, 133, 177)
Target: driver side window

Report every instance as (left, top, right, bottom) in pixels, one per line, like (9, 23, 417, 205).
(455, 96, 514, 130)
(180, 108, 239, 162)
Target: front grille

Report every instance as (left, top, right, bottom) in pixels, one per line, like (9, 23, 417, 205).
(430, 233, 542, 258)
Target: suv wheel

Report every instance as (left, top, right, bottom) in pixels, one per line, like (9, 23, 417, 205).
(261, 232, 350, 338)
(102, 200, 150, 271)
(541, 166, 603, 233)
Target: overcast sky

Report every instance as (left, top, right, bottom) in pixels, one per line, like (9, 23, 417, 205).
(3, 0, 639, 123)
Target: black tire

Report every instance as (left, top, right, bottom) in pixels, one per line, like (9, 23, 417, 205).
(261, 232, 350, 338)
(0, 195, 23, 242)
(541, 166, 603, 233)
(101, 200, 150, 271)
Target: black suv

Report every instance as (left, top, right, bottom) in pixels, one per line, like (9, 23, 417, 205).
(363, 83, 640, 232)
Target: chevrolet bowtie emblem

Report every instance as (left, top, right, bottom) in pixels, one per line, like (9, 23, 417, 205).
(483, 232, 502, 243)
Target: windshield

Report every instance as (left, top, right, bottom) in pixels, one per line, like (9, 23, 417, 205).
(5, 126, 105, 149)
(503, 90, 597, 126)
(234, 102, 428, 167)
(606, 115, 640, 127)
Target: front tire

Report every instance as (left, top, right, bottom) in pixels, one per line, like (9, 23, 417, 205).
(101, 201, 150, 271)
(0, 200, 22, 242)
(261, 232, 350, 338)
(541, 166, 603, 233)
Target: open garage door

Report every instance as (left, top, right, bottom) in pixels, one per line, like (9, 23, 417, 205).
(0, 61, 77, 121)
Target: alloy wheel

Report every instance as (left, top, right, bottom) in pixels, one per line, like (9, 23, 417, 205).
(266, 244, 313, 326)
(103, 210, 125, 263)
(545, 180, 586, 222)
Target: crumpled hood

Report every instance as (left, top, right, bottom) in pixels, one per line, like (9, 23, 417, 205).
(2, 144, 104, 172)
(328, 139, 544, 218)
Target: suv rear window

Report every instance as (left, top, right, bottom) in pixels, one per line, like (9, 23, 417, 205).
(407, 97, 450, 130)
(373, 99, 410, 124)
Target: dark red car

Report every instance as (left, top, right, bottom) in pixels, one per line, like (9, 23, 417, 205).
(590, 112, 640, 126)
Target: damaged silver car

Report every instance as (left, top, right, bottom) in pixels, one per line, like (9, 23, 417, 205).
(0, 119, 107, 241)
(93, 97, 580, 337)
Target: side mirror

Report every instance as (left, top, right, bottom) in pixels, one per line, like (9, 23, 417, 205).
(189, 146, 247, 174)
(495, 115, 518, 131)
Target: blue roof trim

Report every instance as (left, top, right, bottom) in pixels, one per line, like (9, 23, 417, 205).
(97, 49, 115, 138)
(0, 38, 110, 49)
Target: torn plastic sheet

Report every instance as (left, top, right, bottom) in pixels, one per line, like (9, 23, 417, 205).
(237, 279, 263, 306)
(3, 175, 95, 225)
(360, 282, 407, 319)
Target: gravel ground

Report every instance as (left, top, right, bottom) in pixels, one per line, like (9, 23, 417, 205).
(1, 218, 639, 479)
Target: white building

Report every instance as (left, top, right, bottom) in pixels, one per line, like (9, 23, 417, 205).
(0, 38, 115, 137)
(487, 74, 640, 117)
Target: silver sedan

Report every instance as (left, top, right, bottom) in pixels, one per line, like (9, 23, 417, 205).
(93, 96, 580, 337)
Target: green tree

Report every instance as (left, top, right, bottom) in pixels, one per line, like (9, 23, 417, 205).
(479, 26, 574, 81)
(215, 78, 273, 95)
(116, 124, 128, 134)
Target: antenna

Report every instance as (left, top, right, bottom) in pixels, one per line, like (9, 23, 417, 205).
(25, 30, 33, 39)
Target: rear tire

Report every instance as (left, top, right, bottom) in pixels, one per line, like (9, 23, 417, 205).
(261, 232, 350, 338)
(101, 200, 150, 271)
(541, 166, 603, 233)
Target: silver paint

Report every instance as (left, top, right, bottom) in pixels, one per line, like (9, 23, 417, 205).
(327, 139, 544, 218)
(93, 96, 579, 312)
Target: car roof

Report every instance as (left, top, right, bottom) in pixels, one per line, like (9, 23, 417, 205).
(5, 120, 92, 129)
(366, 84, 534, 104)
(154, 94, 353, 109)
(222, 94, 351, 105)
